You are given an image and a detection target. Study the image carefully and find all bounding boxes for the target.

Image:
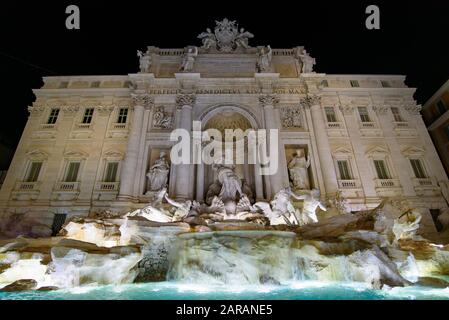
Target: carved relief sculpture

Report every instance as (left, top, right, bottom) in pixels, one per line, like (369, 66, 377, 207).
(152, 106, 173, 129)
(198, 19, 254, 52)
(281, 106, 302, 128)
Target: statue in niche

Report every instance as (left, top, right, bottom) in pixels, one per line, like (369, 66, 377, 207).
(146, 152, 170, 193)
(288, 149, 311, 190)
(179, 46, 198, 72)
(152, 107, 173, 129)
(295, 189, 327, 225)
(137, 50, 151, 73)
(197, 28, 217, 50)
(256, 45, 272, 72)
(298, 49, 316, 73)
(212, 157, 244, 202)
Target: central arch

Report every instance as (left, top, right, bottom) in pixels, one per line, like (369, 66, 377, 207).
(195, 104, 266, 203)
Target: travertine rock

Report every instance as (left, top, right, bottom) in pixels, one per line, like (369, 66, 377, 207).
(0, 279, 37, 292)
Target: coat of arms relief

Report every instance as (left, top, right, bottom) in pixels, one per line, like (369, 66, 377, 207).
(198, 18, 254, 52)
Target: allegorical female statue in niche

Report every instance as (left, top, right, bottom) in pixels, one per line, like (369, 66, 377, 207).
(288, 149, 311, 190)
(146, 152, 170, 192)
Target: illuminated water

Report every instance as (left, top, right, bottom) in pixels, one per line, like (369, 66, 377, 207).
(1, 281, 449, 300)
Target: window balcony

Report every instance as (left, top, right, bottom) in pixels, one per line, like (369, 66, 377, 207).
(326, 122, 342, 129)
(15, 181, 40, 191)
(112, 123, 128, 130)
(393, 121, 409, 129)
(11, 181, 41, 201)
(95, 182, 119, 191)
(360, 122, 376, 129)
(54, 181, 80, 191)
(40, 123, 57, 130)
(338, 179, 360, 189)
(412, 177, 434, 187)
(75, 123, 92, 130)
(374, 178, 400, 188)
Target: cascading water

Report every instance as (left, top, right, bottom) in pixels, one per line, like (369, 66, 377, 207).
(167, 230, 299, 285)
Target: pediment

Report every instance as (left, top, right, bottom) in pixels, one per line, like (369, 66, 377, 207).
(27, 149, 49, 160)
(401, 145, 425, 156)
(365, 145, 389, 155)
(103, 149, 124, 159)
(64, 150, 89, 159)
(332, 146, 353, 155)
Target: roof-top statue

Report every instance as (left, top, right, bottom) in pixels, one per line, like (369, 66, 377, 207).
(198, 18, 254, 52)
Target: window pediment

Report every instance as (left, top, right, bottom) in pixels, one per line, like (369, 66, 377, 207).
(365, 145, 389, 156)
(26, 149, 49, 160)
(103, 149, 124, 160)
(401, 145, 425, 157)
(64, 150, 89, 160)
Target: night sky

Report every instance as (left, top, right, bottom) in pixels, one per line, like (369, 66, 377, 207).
(1, 1, 448, 150)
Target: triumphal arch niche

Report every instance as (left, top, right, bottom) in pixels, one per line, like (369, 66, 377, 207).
(133, 18, 318, 209)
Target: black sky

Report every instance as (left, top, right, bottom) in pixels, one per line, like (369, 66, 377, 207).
(1, 1, 449, 148)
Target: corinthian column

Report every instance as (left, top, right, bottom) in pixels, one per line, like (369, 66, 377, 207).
(173, 94, 195, 200)
(305, 95, 338, 195)
(118, 94, 154, 200)
(260, 94, 287, 198)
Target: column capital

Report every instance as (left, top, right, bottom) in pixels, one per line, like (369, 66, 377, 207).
(28, 105, 46, 117)
(61, 105, 80, 117)
(301, 94, 321, 109)
(372, 105, 389, 115)
(339, 104, 355, 115)
(404, 103, 422, 115)
(259, 94, 279, 107)
(131, 93, 154, 110)
(176, 94, 196, 108)
(96, 105, 116, 116)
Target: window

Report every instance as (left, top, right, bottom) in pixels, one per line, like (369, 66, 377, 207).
(430, 209, 444, 233)
(64, 162, 80, 182)
(374, 160, 390, 179)
(59, 81, 69, 89)
(82, 108, 94, 124)
(437, 100, 447, 115)
(321, 80, 329, 87)
(391, 107, 403, 122)
(91, 81, 100, 88)
(25, 162, 42, 182)
(337, 160, 352, 180)
(410, 159, 427, 179)
(51, 214, 67, 236)
(104, 162, 119, 182)
(117, 108, 128, 124)
(381, 80, 390, 88)
(47, 108, 60, 124)
(324, 107, 337, 122)
(358, 107, 371, 122)
(350, 80, 359, 87)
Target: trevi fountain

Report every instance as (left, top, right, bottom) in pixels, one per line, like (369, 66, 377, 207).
(1, 19, 449, 300)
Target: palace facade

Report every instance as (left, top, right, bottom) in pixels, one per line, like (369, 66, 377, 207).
(1, 20, 448, 241)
